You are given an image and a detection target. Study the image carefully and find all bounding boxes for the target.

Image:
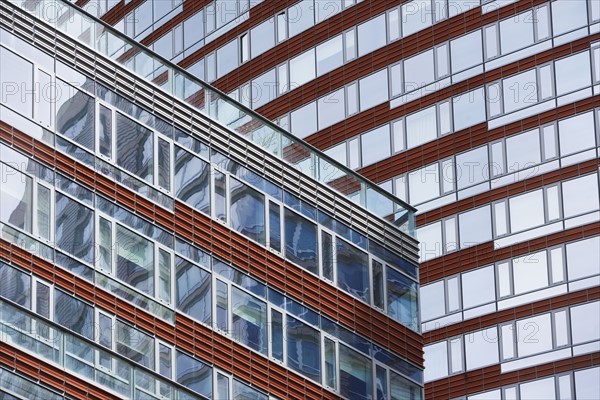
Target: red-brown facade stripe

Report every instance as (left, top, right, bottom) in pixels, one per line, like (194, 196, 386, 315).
(358, 96, 600, 184)
(416, 158, 600, 226)
(301, 33, 600, 153)
(419, 221, 600, 284)
(424, 286, 600, 344)
(425, 352, 600, 400)
(0, 120, 424, 366)
(0, 240, 341, 400)
(0, 342, 116, 400)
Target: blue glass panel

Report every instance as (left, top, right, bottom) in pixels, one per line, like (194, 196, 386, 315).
(284, 208, 318, 274)
(55, 79, 95, 151)
(174, 146, 211, 215)
(0, 262, 30, 308)
(339, 344, 372, 400)
(231, 287, 267, 355)
(387, 266, 419, 330)
(286, 316, 321, 382)
(54, 288, 93, 339)
(336, 238, 369, 302)
(55, 193, 94, 264)
(176, 257, 212, 324)
(175, 351, 213, 398)
(230, 178, 265, 245)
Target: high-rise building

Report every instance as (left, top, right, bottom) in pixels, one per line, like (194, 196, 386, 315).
(40, 0, 600, 398)
(0, 0, 424, 399)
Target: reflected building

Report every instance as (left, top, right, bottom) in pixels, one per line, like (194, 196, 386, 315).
(45, 0, 600, 398)
(0, 1, 423, 399)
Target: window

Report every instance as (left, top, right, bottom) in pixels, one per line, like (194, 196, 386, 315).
(288, 0, 315, 37)
(404, 49, 435, 91)
(230, 178, 265, 245)
(339, 344, 372, 400)
(116, 112, 153, 184)
(450, 30, 483, 73)
(516, 314, 553, 357)
(566, 236, 600, 280)
(417, 221, 442, 261)
(286, 316, 321, 381)
(456, 146, 488, 190)
(575, 367, 600, 400)
(289, 49, 316, 87)
(54, 288, 93, 339)
(251, 69, 276, 109)
(554, 52, 592, 96)
(420, 281, 445, 321)
(361, 125, 391, 166)
(465, 327, 499, 370)
(520, 377, 555, 400)
(499, 10, 534, 54)
(216, 39, 238, 78)
(452, 88, 486, 131)
(506, 129, 541, 171)
(117, 320, 154, 368)
(558, 112, 596, 156)
(461, 266, 495, 309)
(55, 193, 94, 263)
(424, 342, 448, 382)
(0, 47, 33, 118)
(509, 190, 545, 233)
(551, 0, 588, 36)
(408, 163, 440, 205)
(0, 263, 30, 308)
(406, 106, 437, 148)
(336, 238, 369, 302)
(358, 69, 389, 110)
(316, 35, 343, 75)
(290, 102, 317, 139)
(357, 14, 386, 57)
(562, 174, 599, 218)
(284, 208, 318, 274)
(250, 18, 275, 58)
(458, 206, 492, 248)
(232, 287, 267, 354)
(56, 79, 95, 150)
(174, 146, 211, 214)
(175, 351, 212, 395)
(502, 70, 538, 114)
(0, 165, 33, 233)
(512, 251, 548, 294)
(402, 0, 432, 37)
(387, 266, 418, 328)
(176, 257, 211, 324)
(116, 225, 154, 295)
(317, 88, 345, 129)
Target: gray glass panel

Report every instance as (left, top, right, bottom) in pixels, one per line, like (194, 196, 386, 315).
(420, 281, 445, 321)
(116, 225, 154, 295)
(562, 174, 599, 218)
(361, 125, 391, 167)
(506, 129, 541, 171)
(566, 236, 600, 280)
(316, 34, 344, 75)
(0, 165, 32, 232)
(0, 47, 33, 118)
(453, 88, 486, 131)
(0, 263, 30, 308)
(216, 39, 238, 78)
(509, 190, 545, 232)
(116, 320, 154, 369)
(558, 112, 596, 156)
(404, 49, 435, 91)
(551, 0, 588, 36)
(98, 104, 112, 158)
(554, 52, 592, 96)
(290, 102, 317, 139)
(465, 327, 499, 370)
(290, 49, 316, 87)
(458, 206, 492, 248)
(251, 69, 276, 109)
(288, 0, 315, 37)
(402, 0, 432, 37)
(500, 11, 534, 54)
(391, 370, 422, 400)
(456, 146, 488, 190)
(357, 14, 386, 57)
(317, 88, 345, 129)
(176, 257, 211, 324)
(451, 30, 482, 73)
(359, 69, 389, 110)
(250, 18, 275, 58)
(271, 309, 283, 362)
(461, 266, 495, 309)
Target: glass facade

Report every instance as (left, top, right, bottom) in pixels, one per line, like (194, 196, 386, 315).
(0, 1, 422, 399)
(2, 0, 599, 398)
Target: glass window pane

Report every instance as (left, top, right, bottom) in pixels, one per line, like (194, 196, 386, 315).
(250, 17, 275, 58)
(554, 52, 592, 96)
(271, 309, 283, 361)
(359, 69, 389, 110)
(357, 14, 386, 57)
(324, 338, 336, 389)
(500, 11, 534, 55)
(116, 113, 153, 183)
(406, 105, 437, 148)
(339, 344, 372, 400)
(465, 327, 499, 370)
(458, 206, 492, 248)
(316, 35, 344, 75)
(117, 320, 154, 369)
(408, 163, 440, 205)
(56, 79, 95, 150)
(462, 265, 495, 309)
(174, 146, 211, 214)
(387, 266, 418, 329)
(0, 165, 33, 233)
(404, 49, 435, 92)
(336, 238, 369, 302)
(558, 112, 596, 156)
(288, 0, 315, 37)
(453, 87, 486, 131)
(520, 377, 555, 400)
(284, 208, 318, 274)
(451, 30, 483, 73)
(0, 263, 31, 308)
(216, 280, 228, 331)
(269, 203, 281, 252)
(290, 102, 318, 139)
(562, 174, 600, 218)
(175, 351, 212, 396)
(506, 129, 541, 171)
(566, 237, 600, 280)
(551, 0, 588, 36)
(456, 146, 488, 190)
(502, 70, 538, 114)
(361, 125, 391, 166)
(512, 251, 548, 294)
(424, 342, 448, 382)
(54, 288, 93, 339)
(0, 48, 33, 118)
(318, 88, 346, 129)
(286, 316, 321, 381)
(116, 225, 154, 295)
(230, 178, 265, 245)
(99, 105, 113, 157)
(232, 286, 267, 354)
(176, 257, 211, 324)
(55, 193, 94, 263)
(574, 367, 600, 400)
(509, 190, 545, 232)
(570, 301, 600, 345)
(289, 49, 316, 87)
(402, 0, 432, 37)
(516, 314, 553, 357)
(420, 281, 445, 321)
